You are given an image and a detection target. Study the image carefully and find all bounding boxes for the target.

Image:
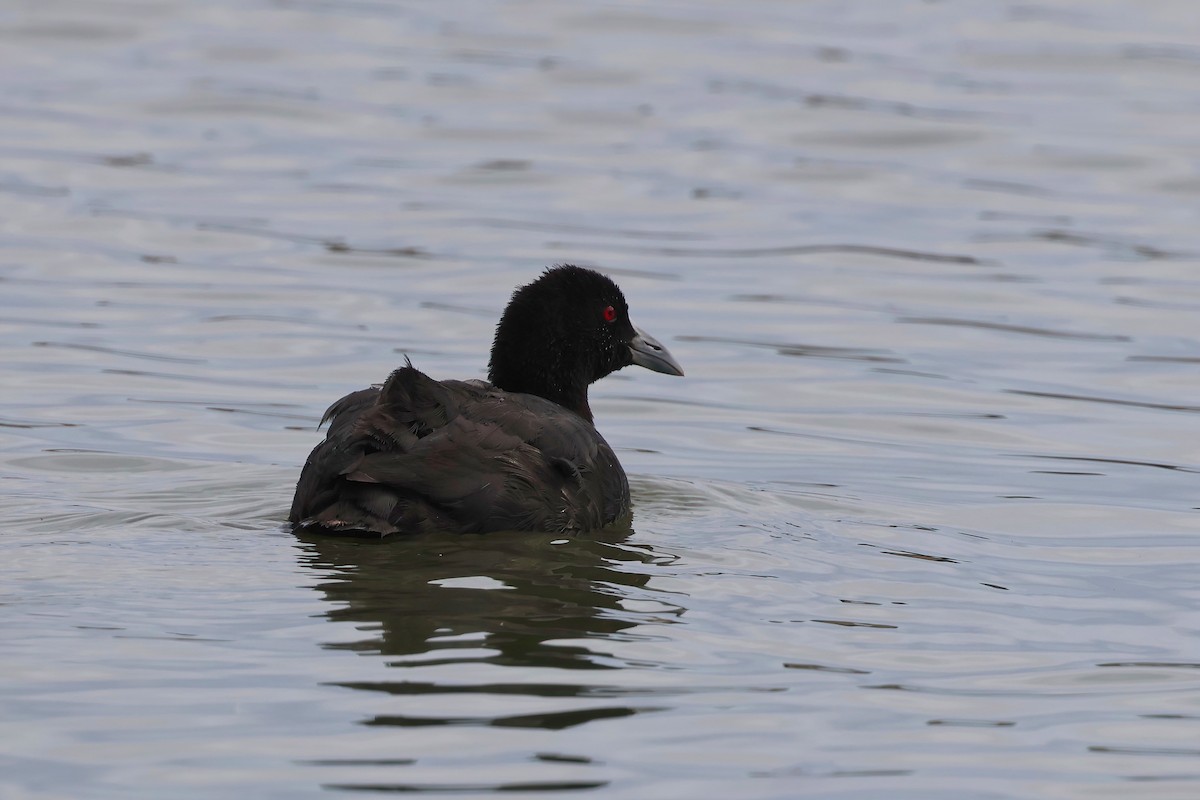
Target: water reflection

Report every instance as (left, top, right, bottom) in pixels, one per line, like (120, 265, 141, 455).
(295, 526, 677, 709)
(295, 528, 679, 738)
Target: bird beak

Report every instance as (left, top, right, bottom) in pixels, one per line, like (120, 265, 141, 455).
(629, 326, 684, 376)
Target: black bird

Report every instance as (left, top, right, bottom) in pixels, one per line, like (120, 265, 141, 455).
(289, 265, 684, 536)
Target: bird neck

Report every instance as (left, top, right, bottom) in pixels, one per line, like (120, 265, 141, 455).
(488, 335, 597, 423)
(492, 363, 594, 422)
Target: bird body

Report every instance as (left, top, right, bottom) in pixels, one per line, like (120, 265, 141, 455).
(289, 265, 682, 536)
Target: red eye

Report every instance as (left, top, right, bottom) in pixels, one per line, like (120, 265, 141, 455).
(603, 305, 617, 323)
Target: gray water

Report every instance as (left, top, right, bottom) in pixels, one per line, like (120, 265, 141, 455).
(3, 1, 1199, 798)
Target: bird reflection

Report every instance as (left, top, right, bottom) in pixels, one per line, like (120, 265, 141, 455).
(294, 527, 680, 739)
(294, 526, 667, 671)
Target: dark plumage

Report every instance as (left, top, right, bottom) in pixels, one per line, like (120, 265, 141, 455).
(289, 265, 684, 536)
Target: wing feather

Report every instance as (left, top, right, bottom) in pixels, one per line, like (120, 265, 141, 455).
(289, 363, 629, 535)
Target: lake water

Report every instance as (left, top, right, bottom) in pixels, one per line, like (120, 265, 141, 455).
(3, 1, 1199, 797)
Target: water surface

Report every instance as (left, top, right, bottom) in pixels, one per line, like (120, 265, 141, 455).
(3, 1, 1199, 798)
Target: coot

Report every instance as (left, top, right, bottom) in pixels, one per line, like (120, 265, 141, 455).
(289, 265, 684, 535)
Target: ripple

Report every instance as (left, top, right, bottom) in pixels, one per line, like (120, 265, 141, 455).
(896, 316, 1131, 342)
(4, 0, 1200, 797)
